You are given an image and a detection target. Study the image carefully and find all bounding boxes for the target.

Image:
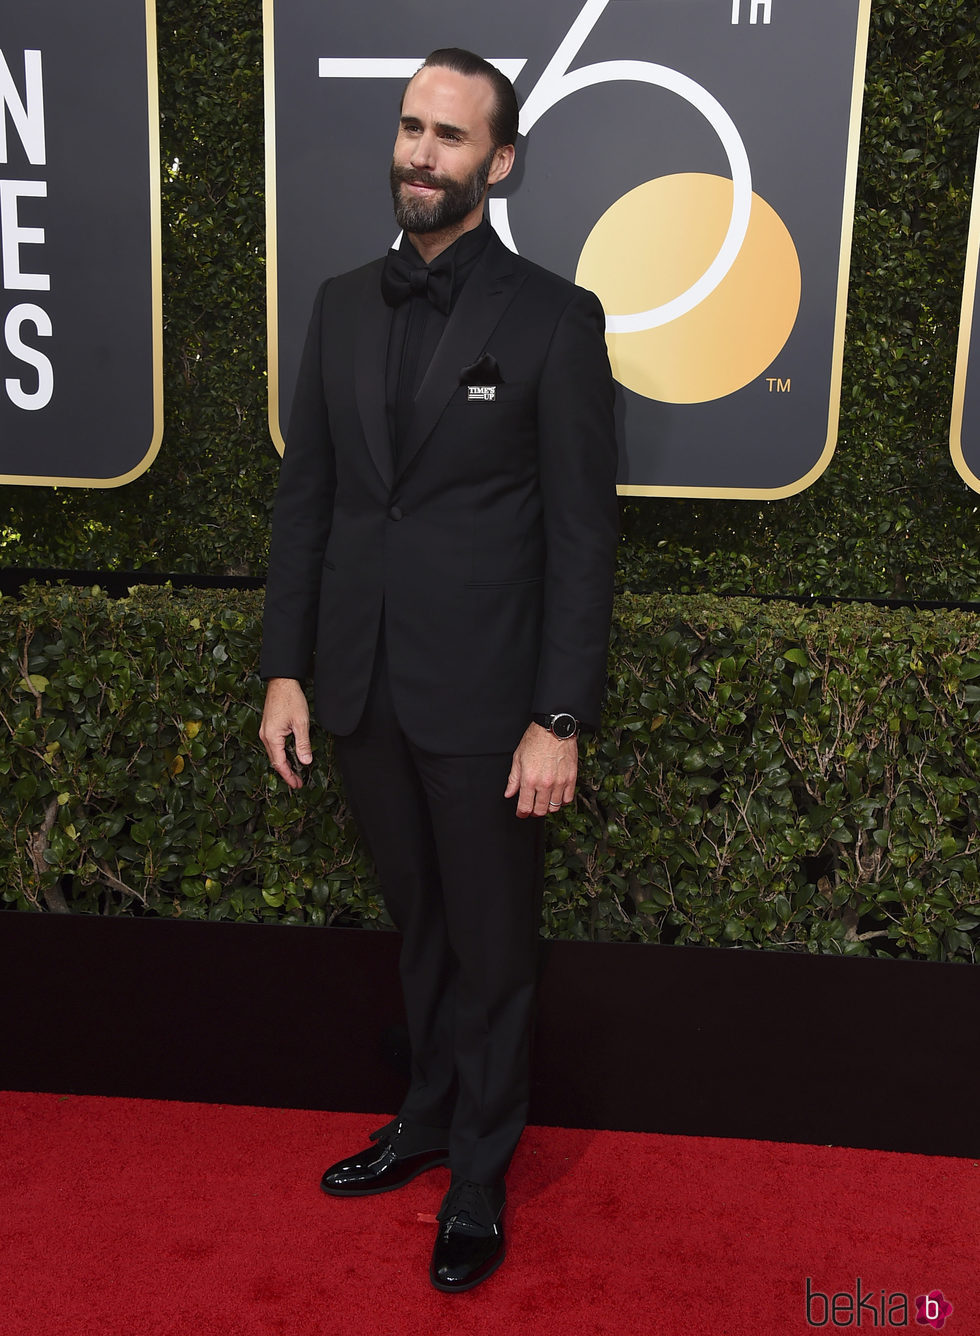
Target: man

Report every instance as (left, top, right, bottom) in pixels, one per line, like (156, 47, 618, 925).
(259, 48, 618, 1292)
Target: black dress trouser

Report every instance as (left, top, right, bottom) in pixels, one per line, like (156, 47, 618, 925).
(333, 641, 544, 1187)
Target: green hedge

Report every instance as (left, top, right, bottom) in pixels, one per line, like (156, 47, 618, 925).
(4, 584, 978, 962)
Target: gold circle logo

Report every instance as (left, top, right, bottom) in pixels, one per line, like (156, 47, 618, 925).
(576, 173, 801, 403)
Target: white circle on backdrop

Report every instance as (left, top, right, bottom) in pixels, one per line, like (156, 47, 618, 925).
(490, 60, 753, 332)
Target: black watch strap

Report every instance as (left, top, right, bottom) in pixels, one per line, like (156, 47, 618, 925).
(532, 712, 580, 740)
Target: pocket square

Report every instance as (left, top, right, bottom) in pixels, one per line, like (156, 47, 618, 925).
(459, 353, 503, 387)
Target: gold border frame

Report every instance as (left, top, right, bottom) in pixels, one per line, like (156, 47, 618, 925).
(619, 0, 872, 499)
(949, 131, 980, 493)
(0, 0, 164, 489)
(264, 1, 872, 494)
(264, 0, 286, 456)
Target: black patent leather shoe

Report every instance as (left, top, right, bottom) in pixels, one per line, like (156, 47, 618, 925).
(430, 1178, 506, 1292)
(320, 1119, 450, 1196)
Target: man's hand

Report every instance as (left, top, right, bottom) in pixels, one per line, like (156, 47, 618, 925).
(259, 677, 313, 790)
(504, 722, 578, 818)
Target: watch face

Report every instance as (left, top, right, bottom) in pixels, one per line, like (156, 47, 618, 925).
(552, 713, 578, 739)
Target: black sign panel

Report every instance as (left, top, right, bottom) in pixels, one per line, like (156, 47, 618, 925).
(266, 0, 869, 497)
(951, 134, 980, 494)
(0, 2, 161, 487)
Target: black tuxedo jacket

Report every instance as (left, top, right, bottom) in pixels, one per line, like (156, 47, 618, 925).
(260, 229, 619, 755)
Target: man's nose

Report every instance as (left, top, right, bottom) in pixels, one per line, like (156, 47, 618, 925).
(410, 130, 438, 169)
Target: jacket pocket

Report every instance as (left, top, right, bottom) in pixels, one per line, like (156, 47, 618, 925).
(464, 575, 543, 589)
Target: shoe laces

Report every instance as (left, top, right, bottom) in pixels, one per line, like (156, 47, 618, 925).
(437, 1179, 500, 1233)
(369, 1118, 399, 1144)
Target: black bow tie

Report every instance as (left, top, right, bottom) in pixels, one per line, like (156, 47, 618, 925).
(381, 249, 454, 315)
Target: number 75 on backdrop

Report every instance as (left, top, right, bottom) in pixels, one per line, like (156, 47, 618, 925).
(264, 0, 870, 498)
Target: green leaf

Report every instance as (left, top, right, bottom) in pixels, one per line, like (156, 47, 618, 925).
(782, 649, 809, 668)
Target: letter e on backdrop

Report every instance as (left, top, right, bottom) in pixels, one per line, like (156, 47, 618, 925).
(0, 2, 162, 487)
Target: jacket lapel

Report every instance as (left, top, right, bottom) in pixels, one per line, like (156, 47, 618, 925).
(397, 234, 527, 480)
(353, 261, 395, 491)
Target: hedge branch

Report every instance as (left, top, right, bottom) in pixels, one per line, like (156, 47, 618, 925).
(27, 797, 70, 914)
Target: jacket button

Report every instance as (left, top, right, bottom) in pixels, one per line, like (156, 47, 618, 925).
(388, 505, 403, 521)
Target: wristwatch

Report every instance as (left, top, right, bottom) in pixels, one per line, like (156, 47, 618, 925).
(532, 712, 580, 740)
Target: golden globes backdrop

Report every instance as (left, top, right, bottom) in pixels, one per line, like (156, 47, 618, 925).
(265, 0, 870, 497)
(0, 2, 162, 488)
(951, 132, 980, 493)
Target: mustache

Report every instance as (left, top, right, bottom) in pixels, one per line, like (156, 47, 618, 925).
(391, 164, 450, 191)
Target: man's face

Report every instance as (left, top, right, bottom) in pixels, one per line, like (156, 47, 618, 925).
(390, 65, 514, 236)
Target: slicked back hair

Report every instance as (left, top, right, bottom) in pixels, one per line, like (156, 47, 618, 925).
(406, 47, 520, 150)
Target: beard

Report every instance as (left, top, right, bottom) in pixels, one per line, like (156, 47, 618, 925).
(389, 147, 495, 234)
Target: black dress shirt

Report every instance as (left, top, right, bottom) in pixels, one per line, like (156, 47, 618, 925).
(383, 218, 493, 465)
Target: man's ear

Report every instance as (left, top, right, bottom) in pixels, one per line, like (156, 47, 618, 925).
(488, 143, 516, 187)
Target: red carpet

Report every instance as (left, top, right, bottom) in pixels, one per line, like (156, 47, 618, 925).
(0, 1092, 975, 1335)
